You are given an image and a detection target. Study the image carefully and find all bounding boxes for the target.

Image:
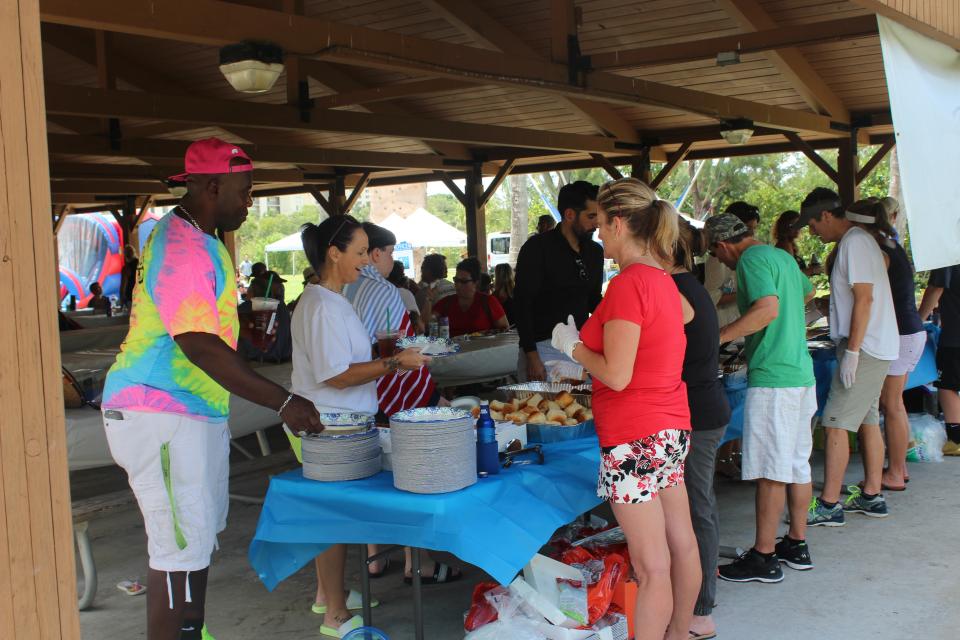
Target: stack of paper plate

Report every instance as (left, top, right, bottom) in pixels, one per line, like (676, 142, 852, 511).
(389, 407, 477, 494)
(301, 428, 382, 482)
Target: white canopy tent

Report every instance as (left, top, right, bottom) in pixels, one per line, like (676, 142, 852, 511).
(380, 208, 467, 248)
(263, 231, 304, 271)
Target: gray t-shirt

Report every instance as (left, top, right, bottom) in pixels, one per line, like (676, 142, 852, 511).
(829, 227, 899, 361)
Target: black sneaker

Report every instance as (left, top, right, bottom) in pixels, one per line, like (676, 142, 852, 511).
(718, 548, 784, 584)
(774, 536, 813, 571)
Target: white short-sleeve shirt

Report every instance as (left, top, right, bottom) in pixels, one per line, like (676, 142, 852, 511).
(828, 226, 899, 361)
(290, 284, 379, 414)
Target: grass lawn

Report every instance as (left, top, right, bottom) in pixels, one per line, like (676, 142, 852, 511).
(278, 275, 304, 304)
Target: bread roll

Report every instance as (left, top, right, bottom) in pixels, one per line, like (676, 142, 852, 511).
(490, 410, 504, 421)
(521, 404, 540, 416)
(525, 393, 544, 408)
(563, 418, 579, 426)
(546, 409, 567, 423)
(537, 400, 550, 412)
(545, 400, 562, 413)
(574, 408, 590, 422)
(527, 412, 547, 424)
(506, 412, 527, 425)
(543, 420, 563, 426)
(490, 400, 506, 412)
(555, 391, 575, 409)
(564, 402, 584, 418)
(581, 409, 594, 421)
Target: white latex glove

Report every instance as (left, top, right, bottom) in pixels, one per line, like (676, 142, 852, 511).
(839, 349, 860, 389)
(551, 314, 582, 360)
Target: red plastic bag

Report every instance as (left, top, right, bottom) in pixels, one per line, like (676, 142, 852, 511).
(464, 582, 500, 631)
(560, 547, 628, 626)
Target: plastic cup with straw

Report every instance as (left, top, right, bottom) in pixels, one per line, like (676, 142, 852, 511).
(376, 308, 399, 358)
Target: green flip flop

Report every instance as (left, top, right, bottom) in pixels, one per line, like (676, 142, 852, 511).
(312, 589, 379, 615)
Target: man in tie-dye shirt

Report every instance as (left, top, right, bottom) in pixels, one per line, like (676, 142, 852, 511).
(101, 138, 321, 640)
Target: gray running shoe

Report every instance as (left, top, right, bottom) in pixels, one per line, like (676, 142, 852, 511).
(842, 485, 889, 518)
(806, 497, 845, 527)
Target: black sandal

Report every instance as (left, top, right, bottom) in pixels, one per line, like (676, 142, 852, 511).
(403, 562, 462, 585)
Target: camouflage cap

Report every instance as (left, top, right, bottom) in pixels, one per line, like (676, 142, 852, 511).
(704, 213, 749, 245)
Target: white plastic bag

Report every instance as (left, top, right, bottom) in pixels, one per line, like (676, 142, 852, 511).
(908, 413, 946, 463)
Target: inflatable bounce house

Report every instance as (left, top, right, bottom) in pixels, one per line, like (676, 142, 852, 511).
(57, 213, 124, 308)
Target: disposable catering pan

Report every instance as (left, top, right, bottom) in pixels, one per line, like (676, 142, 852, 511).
(496, 381, 593, 409)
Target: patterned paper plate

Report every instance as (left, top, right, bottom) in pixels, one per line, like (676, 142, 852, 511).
(390, 406, 471, 424)
(396, 336, 462, 357)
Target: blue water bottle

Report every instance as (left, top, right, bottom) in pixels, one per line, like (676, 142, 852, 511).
(476, 403, 499, 476)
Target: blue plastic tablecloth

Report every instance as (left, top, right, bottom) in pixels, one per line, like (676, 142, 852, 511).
(722, 328, 939, 445)
(249, 437, 603, 590)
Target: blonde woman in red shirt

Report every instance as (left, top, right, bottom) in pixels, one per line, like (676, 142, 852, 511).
(552, 178, 700, 640)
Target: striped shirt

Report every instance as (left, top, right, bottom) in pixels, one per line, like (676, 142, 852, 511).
(345, 265, 436, 415)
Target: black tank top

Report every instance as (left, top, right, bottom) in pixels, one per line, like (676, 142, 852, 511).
(672, 272, 731, 431)
(879, 240, 924, 335)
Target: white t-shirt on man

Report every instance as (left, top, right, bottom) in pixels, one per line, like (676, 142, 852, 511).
(290, 284, 378, 414)
(828, 226, 899, 361)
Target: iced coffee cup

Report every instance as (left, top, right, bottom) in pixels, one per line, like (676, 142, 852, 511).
(250, 297, 280, 351)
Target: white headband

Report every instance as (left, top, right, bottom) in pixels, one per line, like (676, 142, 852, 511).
(845, 210, 876, 224)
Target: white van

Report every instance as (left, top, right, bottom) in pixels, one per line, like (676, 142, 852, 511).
(486, 232, 512, 271)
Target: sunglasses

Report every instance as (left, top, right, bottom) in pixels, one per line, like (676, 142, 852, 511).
(453, 277, 474, 285)
(327, 216, 352, 247)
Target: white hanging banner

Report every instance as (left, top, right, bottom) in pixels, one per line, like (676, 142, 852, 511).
(877, 15, 960, 271)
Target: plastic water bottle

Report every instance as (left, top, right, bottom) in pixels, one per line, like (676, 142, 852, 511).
(438, 316, 450, 340)
(476, 403, 499, 476)
(428, 318, 439, 338)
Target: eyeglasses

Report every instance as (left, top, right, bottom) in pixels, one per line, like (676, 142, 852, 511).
(453, 277, 474, 285)
(574, 257, 588, 280)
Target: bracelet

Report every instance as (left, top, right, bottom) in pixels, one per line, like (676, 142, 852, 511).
(277, 393, 294, 417)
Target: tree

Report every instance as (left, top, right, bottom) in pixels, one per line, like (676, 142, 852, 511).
(507, 173, 528, 266)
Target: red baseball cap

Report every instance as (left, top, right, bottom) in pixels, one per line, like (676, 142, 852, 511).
(168, 137, 253, 181)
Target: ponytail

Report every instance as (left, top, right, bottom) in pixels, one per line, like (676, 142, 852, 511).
(301, 215, 361, 273)
(597, 177, 678, 266)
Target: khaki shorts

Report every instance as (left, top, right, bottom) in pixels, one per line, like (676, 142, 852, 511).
(103, 410, 230, 572)
(821, 342, 892, 432)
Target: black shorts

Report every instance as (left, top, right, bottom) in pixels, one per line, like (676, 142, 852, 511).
(935, 345, 960, 392)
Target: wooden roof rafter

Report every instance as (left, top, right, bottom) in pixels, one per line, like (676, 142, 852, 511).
(588, 15, 880, 70)
(37, 0, 847, 136)
(715, 0, 851, 120)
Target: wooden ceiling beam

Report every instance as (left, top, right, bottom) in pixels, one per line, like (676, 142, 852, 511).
(716, 0, 851, 120)
(45, 84, 621, 153)
(590, 15, 879, 70)
(783, 132, 840, 182)
(51, 179, 163, 194)
(856, 138, 895, 184)
(591, 153, 625, 180)
(48, 161, 312, 183)
(849, 0, 960, 50)
(311, 79, 469, 110)
(37, 0, 843, 135)
(422, 0, 640, 142)
(47, 133, 496, 171)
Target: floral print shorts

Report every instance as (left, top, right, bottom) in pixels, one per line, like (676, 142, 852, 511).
(597, 429, 689, 504)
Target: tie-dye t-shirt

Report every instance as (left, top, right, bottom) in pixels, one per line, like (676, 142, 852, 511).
(102, 213, 239, 422)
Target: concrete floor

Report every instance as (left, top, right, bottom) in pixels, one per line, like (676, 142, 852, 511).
(76, 429, 960, 640)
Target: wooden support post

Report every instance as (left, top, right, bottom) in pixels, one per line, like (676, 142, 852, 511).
(342, 171, 371, 214)
(590, 153, 624, 180)
(332, 173, 347, 216)
(464, 164, 487, 268)
(857, 139, 895, 185)
(0, 0, 81, 637)
(650, 142, 692, 189)
(310, 187, 335, 217)
(631, 148, 652, 184)
(784, 132, 839, 183)
(837, 133, 858, 205)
